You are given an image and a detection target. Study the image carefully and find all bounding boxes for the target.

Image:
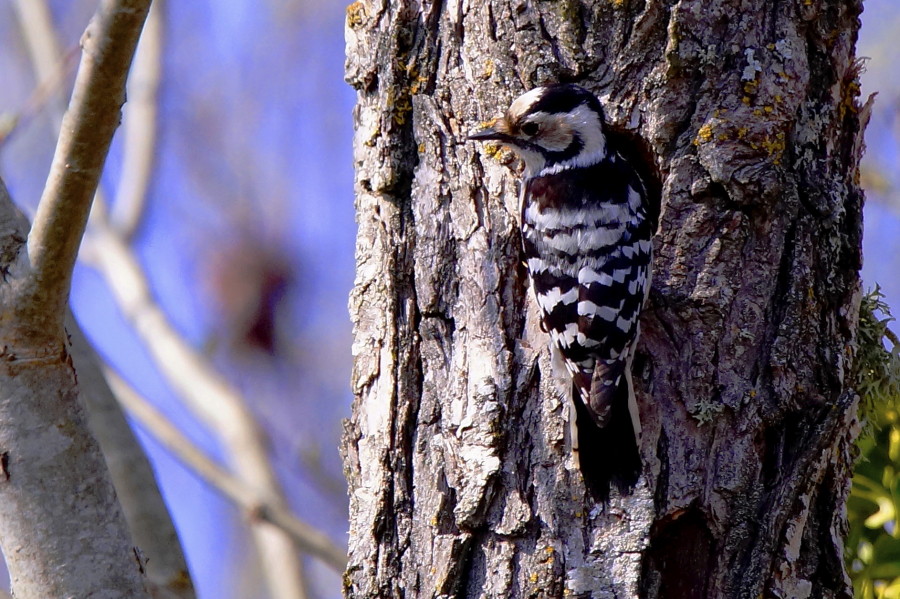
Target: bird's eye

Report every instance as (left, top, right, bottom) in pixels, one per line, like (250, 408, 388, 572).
(521, 121, 539, 137)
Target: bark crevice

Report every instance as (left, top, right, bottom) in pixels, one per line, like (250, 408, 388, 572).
(344, 1, 866, 597)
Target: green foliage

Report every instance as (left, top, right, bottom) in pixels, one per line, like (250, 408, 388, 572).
(856, 286, 900, 432)
(847, 286, 900, 599)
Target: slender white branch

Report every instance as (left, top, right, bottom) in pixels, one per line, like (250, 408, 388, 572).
(9, 0, 68, 130)
(106, 368, 348, 572)
(83, 219, 310, 599)
(69, 316, 197, 599)
(113, 0, 163, 239)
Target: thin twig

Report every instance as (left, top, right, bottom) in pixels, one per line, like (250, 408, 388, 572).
(112, 0, 163, 239)
(10, 0, 114, 220)
(0, 45, 78, 147)
(105, 368, 348, 572)
(9, 0, 68, 129)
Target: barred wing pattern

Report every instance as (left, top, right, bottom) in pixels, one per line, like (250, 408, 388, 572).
(521, 152, 652, 501)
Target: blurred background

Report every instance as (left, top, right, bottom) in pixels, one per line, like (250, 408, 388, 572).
(0, 1, 898, 598)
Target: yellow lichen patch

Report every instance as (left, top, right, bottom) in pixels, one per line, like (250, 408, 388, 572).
(409, 74, 428, 95)
(477, 118, 499, 130)
(760, 130, 786, 164)
(742, 96, 751, 105)
(736, 127, 748, 139)
(481, 59, 495, 80)
(402, 59, 429, 95)
(386, 89, 412, 126)
(417, 143, 426, 154)
(840, 79, 861, 120)
(610, 0, 627, 7)
(482, 142, 514, 163)
(694, 123, 714, 146)
(364, 124, 381, 147)
(346, 1, 366, 28)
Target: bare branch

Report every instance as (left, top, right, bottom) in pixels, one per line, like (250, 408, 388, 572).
(9, 0, 68, 129)
(12, 3, 195, 594)
(106, 368, 349, 572)
(68, 316, 196, 599)
(82, 220, 310, 599)
(0, 204, 150, 599)
(24, 0, 151, 336)
(113, 0, 163, 239)
(885, 326, 899, 349)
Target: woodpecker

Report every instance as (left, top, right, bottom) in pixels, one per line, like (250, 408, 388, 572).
(469, 84, 653, 502)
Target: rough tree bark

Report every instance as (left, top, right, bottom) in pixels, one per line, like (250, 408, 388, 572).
(343, 1, 866, 598)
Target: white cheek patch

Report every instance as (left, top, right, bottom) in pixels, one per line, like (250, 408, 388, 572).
(536, 103, 608, 176)
(561, 103, 607, 159)
(530, 112, 573, 152)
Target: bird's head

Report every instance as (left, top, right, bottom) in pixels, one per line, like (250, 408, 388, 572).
(468, 84, 608, 177)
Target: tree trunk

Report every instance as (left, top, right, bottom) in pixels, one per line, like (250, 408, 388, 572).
(342, 1, 867, 597)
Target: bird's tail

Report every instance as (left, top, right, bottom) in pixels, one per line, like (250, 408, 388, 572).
(571, 370, 641, 503)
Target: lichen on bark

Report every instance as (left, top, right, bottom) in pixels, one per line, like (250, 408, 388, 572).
(343, 1, 867, 597)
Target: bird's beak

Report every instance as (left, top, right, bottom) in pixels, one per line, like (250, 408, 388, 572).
(467, 126, 503, 141)
(467, 118, 515, 144)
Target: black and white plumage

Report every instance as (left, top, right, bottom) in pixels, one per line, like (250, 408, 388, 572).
(469, 84, 653, 502)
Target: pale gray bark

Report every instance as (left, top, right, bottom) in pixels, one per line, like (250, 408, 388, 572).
(0, 186, 150, 599)
(10, 1, 195, 595)
(0, 0, 154, 596)
(343, 1, 866, 598)
(69, 318, 196, 599)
